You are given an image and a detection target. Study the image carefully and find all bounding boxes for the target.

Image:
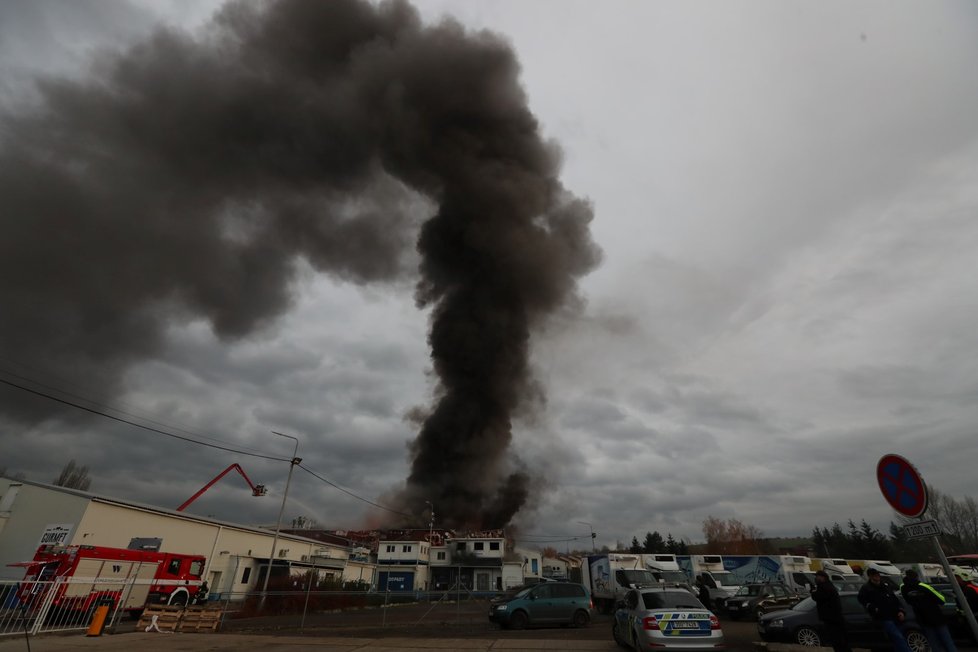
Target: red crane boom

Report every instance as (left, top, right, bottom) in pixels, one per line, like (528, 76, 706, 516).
(176, 463, 266, 511)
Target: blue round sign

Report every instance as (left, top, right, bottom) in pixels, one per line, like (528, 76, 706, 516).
(877, 454, 928, 518)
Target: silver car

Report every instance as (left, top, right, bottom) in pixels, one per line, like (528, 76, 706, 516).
(613, 587, 725, 651)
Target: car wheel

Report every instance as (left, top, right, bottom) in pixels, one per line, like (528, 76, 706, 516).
(795, 626, 822, 646)
(613, 620, 629, 649)
(906, 629, 930, 652)
(169, 591, 188, 607)
(572, 609, 590, 628)
(508, 610, 528, 630)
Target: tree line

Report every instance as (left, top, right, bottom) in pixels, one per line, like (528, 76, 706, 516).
(626, 531, 689, 554)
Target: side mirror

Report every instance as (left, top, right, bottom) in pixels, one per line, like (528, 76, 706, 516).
(528, 594, 537, 601)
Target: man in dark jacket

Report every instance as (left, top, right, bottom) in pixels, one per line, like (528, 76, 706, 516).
(696, 575, 712, 610)
(811, 570, 851, 652)
(901, 569, 957, 652)
(858, 568, 913, 652)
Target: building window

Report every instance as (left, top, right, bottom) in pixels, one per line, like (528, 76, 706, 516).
(531, 559, 539, 574)
(455, 542, 465, 552)
(402, 545, 412, 553)
(474, 542, 484, 551)
(437, 551, 446, 560)
(489, 542, 500, 551)
(241, 567, 252, 584)
(386, 545, 395, 553)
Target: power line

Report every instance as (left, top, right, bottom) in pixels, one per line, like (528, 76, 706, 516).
(297, 464, 412, 518)
(2, 373, 418, 520)
(0, 366, 272, 456)
(0, 377, 289, 463)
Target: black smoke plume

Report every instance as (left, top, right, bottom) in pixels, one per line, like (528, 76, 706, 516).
(0, 0, 600, 527)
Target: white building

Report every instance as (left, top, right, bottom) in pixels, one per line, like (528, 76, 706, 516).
(0, 477, 350, 598)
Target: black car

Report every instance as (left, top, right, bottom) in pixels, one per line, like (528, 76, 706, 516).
(725, 583, 800, 620)
(757, 591, 929, 652)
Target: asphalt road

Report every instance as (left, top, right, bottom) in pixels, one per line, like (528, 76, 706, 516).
(219, 599, 761, 650)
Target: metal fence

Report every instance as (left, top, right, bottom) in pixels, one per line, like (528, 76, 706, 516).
(1, 578, 133, 637)
(1, 578, 495, 638)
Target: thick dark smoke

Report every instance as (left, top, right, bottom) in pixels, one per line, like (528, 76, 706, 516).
(0, 0, 600, 527)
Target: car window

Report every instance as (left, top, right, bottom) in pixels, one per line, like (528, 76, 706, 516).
(532, 585, 553, 599)
(643, 591, 704, 610)
(553, 584, 584, 598)
(772, 586, 786, 597)
(792, 597, 816, 612)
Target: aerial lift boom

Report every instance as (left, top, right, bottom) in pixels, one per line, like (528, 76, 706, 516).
(176, 463, 266, 511)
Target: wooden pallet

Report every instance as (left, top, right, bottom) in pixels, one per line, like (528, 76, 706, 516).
(177, 605, 223, 632)
(137, 604, 184, 633)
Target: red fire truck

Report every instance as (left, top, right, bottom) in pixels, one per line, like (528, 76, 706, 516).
(11, 544, 206, 615)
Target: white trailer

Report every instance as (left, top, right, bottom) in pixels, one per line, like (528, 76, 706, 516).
(811, 558, 861, 585)
(689, 555, 744, 604)
(847, 559, 903, 589)
(896, 562, 947, 585)
(776, 555, 816, 594)
(581, 553, 660, 614)
(642, 554, 693, 589)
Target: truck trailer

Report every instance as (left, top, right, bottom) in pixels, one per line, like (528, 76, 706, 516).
(580, 553, 661, 613)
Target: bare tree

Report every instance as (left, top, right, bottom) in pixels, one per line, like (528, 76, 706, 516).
(54, 460, 91, 491)
(897, 486, 978, 553)
(702, 516, 767, 554)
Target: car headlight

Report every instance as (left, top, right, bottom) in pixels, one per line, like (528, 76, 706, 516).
(495, 605, 508, 611)
(768, 618, 784, 628)
(741, 601, 750, 608)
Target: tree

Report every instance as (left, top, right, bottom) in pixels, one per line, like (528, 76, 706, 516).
(896, 486, 978, 554)
(54, 460, 91, 491)
(541, 546, 559, 559)
(629, 537, 642, 553)
(665, 533, 678, 554)
(702, 516, 766, 554)
(643, 531, 665, 553)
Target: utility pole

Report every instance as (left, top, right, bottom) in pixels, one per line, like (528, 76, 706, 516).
(578, 521, 596, 552)
(259, 431, 301, 611)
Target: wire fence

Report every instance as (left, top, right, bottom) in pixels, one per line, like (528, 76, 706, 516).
(1, 577, 502, 638)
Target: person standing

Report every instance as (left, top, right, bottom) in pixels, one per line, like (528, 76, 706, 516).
(696, 575, 712, 611)
(858, 568, 913, 652)
(901, 569, 957, 652)
(811, 570, 852, 652)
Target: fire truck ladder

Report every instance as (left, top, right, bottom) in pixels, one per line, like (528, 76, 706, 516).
(176, 464, 267, 511)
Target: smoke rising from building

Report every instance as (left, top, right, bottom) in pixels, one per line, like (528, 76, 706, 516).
(0, 0, 600, 527)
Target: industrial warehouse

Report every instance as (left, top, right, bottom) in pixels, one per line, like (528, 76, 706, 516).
(0, 477, 551, 598)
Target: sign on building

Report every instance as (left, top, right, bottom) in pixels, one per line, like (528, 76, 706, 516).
(38, 523, 73, 546)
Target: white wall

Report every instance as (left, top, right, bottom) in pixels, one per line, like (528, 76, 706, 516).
(0, 480, 90, 580)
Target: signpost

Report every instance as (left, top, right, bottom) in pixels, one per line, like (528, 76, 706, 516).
(901, 519, 941, 540)
(876, 454, 978, 642)
(876, 454, 928, 518)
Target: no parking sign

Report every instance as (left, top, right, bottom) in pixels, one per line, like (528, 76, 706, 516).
(876, 453, 928, 518)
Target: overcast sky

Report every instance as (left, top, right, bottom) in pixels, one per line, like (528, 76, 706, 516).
(2, 0, 977, 551)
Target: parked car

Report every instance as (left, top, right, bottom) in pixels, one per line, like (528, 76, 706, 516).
(757, 591, 929, 652)
(725, 583, 800, 620)
(612, 587, 724, 651)
(488, 581, 592, 629)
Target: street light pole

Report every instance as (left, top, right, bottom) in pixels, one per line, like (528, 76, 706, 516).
(577, 521, 596, 552)
(259, 431, 301, 610)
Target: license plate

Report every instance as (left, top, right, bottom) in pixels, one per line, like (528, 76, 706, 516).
(670, 621, 699, 629)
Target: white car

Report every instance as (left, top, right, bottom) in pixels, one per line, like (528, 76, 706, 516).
(613, 587, 725, 651)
